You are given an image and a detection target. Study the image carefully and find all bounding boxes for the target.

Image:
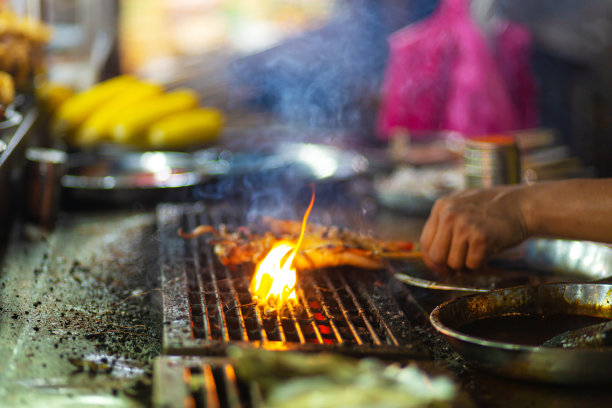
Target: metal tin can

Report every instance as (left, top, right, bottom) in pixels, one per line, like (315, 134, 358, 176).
(463, 135, 521, 188)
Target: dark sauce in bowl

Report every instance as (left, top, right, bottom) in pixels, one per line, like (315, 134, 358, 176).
(458, 313, 611, 346)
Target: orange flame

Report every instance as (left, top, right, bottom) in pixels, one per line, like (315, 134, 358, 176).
(250, 186, 315, 310)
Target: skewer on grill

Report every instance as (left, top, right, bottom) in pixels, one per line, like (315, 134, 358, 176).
(178, 220, 421, 271)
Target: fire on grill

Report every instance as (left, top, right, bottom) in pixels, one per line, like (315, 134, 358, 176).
(184, 186, 318, 312)
(159, 198, 431, 357)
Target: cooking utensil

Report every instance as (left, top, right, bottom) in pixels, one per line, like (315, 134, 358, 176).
(393, 238, 612, 293)
(429, 282, 612, 384)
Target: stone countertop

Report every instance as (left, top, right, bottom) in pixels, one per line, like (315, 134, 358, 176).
(0, 210, 162, 407)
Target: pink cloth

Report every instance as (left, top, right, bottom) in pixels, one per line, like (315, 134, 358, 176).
(377, 0, 538, 139)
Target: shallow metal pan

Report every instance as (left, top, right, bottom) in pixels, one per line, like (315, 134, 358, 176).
(393, 239, 612, 293)
(430, 282, 612, 384)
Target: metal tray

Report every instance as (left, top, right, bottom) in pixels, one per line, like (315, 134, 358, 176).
(61, 143, 369, 203)
(62, 149, 208, 190)
(393, 239, 612, 293)
(430, 282, 612, 384)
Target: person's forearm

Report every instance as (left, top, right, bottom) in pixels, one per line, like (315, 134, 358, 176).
(519, 178, 612, 243)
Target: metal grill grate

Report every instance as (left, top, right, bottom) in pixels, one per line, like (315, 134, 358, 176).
(159, 202, 428, 358)
(153, 356, 261, 408)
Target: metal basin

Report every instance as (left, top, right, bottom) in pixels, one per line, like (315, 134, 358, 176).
(430, 283, 612, 384)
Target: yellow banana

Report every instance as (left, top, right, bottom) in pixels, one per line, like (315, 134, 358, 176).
(147, 108, 224, 149)
(35, 81, 75, 116)
(51, 75, 137, 140)
(74, 81, 163, 148)
(111, 89, 199, 146)
(0, 71, 15, 108)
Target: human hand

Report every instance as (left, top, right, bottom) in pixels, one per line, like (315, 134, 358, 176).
(420, 185, 529, 270)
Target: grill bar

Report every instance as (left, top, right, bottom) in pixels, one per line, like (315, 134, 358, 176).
(324, 271, 381, 345)
(294, 288, 327, 344)
(297, 274, 348, 344)
(202, 364, 221, 408)
(351, 274, 402, 345)
(286, 301, 307, 344)
(197, 224, 229, 342)
(183, 218, 209, 340)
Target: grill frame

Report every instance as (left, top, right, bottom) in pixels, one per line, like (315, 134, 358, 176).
(159, 202, 429, 359)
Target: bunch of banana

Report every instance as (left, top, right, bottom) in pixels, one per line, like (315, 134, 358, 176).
(47, 75, 224, 150)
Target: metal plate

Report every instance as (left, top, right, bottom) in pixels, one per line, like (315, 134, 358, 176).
(429, 283, 612, 384)
(393, 239, 612, 293)
(62, 149, 209, 190)
(63, 142, 369, 189)
(62, 143, 369, 201)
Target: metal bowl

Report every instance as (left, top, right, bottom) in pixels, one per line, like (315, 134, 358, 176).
(430, 282, 612, 384)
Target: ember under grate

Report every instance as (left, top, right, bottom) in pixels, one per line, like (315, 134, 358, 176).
(158, 202, 428, 358)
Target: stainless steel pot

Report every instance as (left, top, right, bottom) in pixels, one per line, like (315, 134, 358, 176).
(430, 282, 612, 384)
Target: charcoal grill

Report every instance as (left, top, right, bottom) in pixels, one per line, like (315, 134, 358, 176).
(158, 202, 430, 358)
(153, 356, 262, 408)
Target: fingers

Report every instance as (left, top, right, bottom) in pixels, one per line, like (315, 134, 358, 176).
(421, 197, 489, 271)
(465, 231, 488, 270)
(446, 238, 468, 270)
(428, 220, 453, 266)
(419, 199, 442, 254)
(420, 186, 527, 271)
(431, 220, 479, 271)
